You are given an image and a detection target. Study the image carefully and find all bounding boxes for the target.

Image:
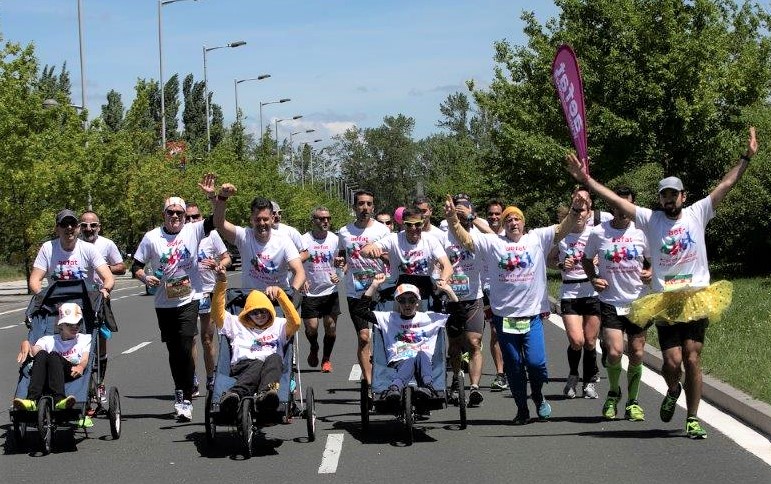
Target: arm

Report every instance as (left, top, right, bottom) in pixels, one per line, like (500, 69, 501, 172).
(95, 264, 115, 298)
(581, 257, 608, 292)
(109, 261, 127, 275)
(71, 350, 90, 378)
(212, 272, 228, 329)
(436, 254, 453, 284)
(565, 153, 637, 220)
(275, 288, 301, 338)
(444, 195, 475, 251)
(360, 242, 384, 259)
(16, 340, 31, 363)
(710, 126, 757, 208)
(552, 193, 588, 244)
(28, 267, 46, 294)
(199, 174, 238, 244)
(287, 257, 306, 294)
(436, 279, 459, 303)
(218, 252, 232, 271)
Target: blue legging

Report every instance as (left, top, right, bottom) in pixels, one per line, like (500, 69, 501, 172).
(391, 351, 432, 389)
(492, 314, 549, 409)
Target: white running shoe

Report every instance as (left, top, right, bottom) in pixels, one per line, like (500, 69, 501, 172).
(563, 374, 579, 399)
(583, 382, 599, 399)
(177, 400, 193, 422)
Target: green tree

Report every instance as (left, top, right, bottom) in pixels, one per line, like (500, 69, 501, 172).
(100, 89, 124, 132)
(210, 102, 224, 149)
(37, 62, 71, 101)
(182, 73, 206, 151)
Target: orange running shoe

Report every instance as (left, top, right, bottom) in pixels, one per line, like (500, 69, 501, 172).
(321, 360, 333, 373)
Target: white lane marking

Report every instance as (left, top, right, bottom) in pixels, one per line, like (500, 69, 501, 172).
(547, 313, 771, 467)
(348, 364, 361, 381)
(318, 433, 344, 474)
(0, 324, 19, 329)
(122, 341, 152, 354)
(0, 307, 26, 316)
(112, 292, 146, 300)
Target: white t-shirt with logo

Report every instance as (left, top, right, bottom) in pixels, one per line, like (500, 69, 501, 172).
(584, 222, 650, 306)
(474, 227, 555, 318)
(374, 232, 448, 283)
(444, 229, 484, 301)
(235, 227, 300, 291)
(34, 239, 107, 291)
(302, 231, 340, 297)
(134, 223, 206, 308)
(34, 333, 92, 365)
(635, 197, 713, 293)
(195, 230, 227, 293)
(220, 313, 288, 365)
(558, 226, 598, 300)
(339, 222, 391, 298)
(88, 235, 123, 289)
(373, 311, 448, 364)
(274, 223, 307, 252)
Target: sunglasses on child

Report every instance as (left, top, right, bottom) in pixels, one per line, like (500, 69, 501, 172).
(396, 296, 419, 305)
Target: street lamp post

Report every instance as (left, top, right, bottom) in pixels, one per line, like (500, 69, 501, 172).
(259, 98, 290, 139)
(158, 0, 198, 149)
(289, 129, 316, 185)
(234, 75, 271, 121)
(203, 40, 246, 152)
(275, 115, 303, 154)
(314, 146, 329, 188)
(298, 139, 322, 187)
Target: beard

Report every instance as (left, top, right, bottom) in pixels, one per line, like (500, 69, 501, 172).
(663, 205, 682, 217)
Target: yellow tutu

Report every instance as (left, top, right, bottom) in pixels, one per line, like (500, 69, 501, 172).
(629, 280, 733, 327)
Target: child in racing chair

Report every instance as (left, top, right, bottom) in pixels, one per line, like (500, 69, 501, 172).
(355, 273, 459, 404)
(13, 303, 91, 412)
(211, 270, 300, 416)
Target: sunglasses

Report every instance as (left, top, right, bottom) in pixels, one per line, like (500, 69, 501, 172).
(79, 222, 100, 229)
(165, 209, 185, 217)
(60, 323, 80, 329)
(380, 220, 393, 225)
(396, 296, 419, 305)
(314, 216, 331, 222)
(403, 221, 422, 228)
(185, 214, 201, 222)
(58, 220, 78, 228)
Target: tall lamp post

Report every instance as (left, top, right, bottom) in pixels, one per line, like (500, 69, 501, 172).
(259, 98, 290, 139)
(275, 115, 303, 153)
(298, 139, 322, 187)
(203, 40, 246, 152)
(289, 129, 316, 184)
(234, 75, 270, 121)
(158, 0, 198, 149)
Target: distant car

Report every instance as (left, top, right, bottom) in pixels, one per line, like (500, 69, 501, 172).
(225, 241, 241, 271)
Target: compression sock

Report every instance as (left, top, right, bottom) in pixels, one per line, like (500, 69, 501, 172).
(583, 347, 597, 381)
(606, 361, 622, 394)
(567, 346, 581, 375)
(627, 363, 643, 401)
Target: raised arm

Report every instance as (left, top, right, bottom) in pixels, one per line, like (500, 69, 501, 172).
(444, 195, 475, 251)
(212, 271, 228, 329)
(565, 153, 636, 220)
(199, 173, 238, 244)
(275, 288, 301, 338)
(553, 192, 587, 244)
(710, 126, 757, 208)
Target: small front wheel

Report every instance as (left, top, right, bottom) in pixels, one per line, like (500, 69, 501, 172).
(107, 387, 121, 439)
(37, 397, 53, 455)
(305, 386, 316, 442)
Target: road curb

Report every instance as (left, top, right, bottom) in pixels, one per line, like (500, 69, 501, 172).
(549, 296, 771, 438)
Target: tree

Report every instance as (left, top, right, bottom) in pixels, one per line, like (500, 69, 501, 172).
(181, 73, 206, 150)
(101, 89, 124, 132)
(37, 62, 71, 101)
(210, 102, 224, 149)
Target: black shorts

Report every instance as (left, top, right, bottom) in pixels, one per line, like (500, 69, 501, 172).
(657, 319, 708, 351)
(347, 296, 375, 333)
(155, 300, 199, 343)
(600, 301, 647, 335)
(301, 293, 341, 319)
(446, 298, 485, 338)
(561, 296, 601, 316)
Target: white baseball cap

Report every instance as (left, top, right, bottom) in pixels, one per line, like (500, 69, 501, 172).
(658, 176, 684, 193)
(394, 284, 421, 300)
(58, 303, 83, 326)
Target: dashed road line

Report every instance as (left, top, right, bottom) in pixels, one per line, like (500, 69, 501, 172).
(318, 433, 344, 474)
(122, 341, 152, 354)
(348, 364, 361, 381)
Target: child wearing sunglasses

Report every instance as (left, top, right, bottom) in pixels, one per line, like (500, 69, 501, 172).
(353, 274, 459, 404)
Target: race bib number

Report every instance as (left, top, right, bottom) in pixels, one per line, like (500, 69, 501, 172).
(165, 275, 192, 299)
(501, 317, 531, 334)
(664, 274, 692, 292)
(614, 304, 631, 316)
(449, 274, 470, 297)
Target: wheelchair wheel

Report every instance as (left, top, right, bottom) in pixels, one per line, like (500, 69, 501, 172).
(403, 386, 414, 445)
(37, 397, 53, 455)
(359, 380, 370, 433)
(107, 387, 121, 439)
(305, 386, 316, 442)
(238, 398, 254, 457)
(204, 391, 216, 444)
(12, 416, 27, 451)
(458, 371, 467, 429)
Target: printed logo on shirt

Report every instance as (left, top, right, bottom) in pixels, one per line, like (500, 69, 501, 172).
(602, 244, 641, 264)
(399, 258, 430, 275)
(345, 239, 367, 260)
(249, 337, 279, 352)
(53, 261, 87, 281)
(250, 252, 279, 274)
(498, 251, 533, 271)
(660, 230, 695, 256)
(160, 244, 192, 268)
(310, 250, 335, 265)
(447, 245, 473, 265)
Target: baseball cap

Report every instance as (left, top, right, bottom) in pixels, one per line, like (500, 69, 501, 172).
(394, 283, 420, 300)
(394, 206, 405, 225)
(452, 193, 472, 209)
(56, 209, 78, 225)
(658, 176, 684, 193)
(58, 303, 83, 326)
(163, 196, 186, 211)
(271, 201, 282, 213)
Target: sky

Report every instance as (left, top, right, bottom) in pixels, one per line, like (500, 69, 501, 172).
(0, 0, 560, 146)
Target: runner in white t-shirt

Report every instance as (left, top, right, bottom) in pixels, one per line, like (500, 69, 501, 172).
(582, 187, 651, 422)
(565, 126, 758, 439)
(446, 194, 584, 425)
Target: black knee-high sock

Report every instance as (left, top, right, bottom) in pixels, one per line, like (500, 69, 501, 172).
(322, 334, 336, 360)
(583, 347, 597, 381)
(567, 347, 581, 375)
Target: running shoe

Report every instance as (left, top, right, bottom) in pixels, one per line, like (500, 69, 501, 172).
(192, 375, 200, 398)
(55, 395, 76, 410)
(563, 374, 579, 399)
(13, 398, 36, 411)
(416, 384, 439, 400)
(625, 400, 645, 421)
(383, 385, 401, 404)
(321, 360, 333, 373)
(174, 389, 184, 418)
(590, 372, 601, 383)
(660, 382, 682, 422)
(686, 417, 707, 439)
(490, 373, 509, 392)
(468, 386, 484, 407)
(77, 415, 94, 428)
(448, 376, 460, 405)
(307, 348, 320, 368)
(257, 389, 280, 412)
(513, 408, 530, 425)
(603, 390, 621, 420)
(177, 400, 193, 422)
(583, 382, 599, 399)
(98, 383, 108, 407)
(219, 392, 239, 416)
(536, 399, 552, 420)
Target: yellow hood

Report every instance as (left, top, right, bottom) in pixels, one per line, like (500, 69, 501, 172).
(238, 290, 276, 327)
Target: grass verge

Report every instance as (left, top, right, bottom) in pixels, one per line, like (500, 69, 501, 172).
(0, 263, 24, 282)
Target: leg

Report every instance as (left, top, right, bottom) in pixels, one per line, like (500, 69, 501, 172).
(257, 353, 283, 393)
(582, 313, 601, 381)
(493, 316, 527, 412)
(199, 311, 216, 380)
(415, 351, 433, 388)
(358, 329, 372, 384)
(391, 358, 416, 389)
(230, 358, 265, 397)
(166, 336, 196, 400)
(466, 330, 484, 387)
(489, 322, 507, 390)
(682, 337, 704, 418)
(27, 350, 52, 401)
(321, 314, 337, 364)
(563, 314, 585, 371)
(522, 316, 548, 403)
(303, 316, 320, 367)
(98, 333, 108, 384)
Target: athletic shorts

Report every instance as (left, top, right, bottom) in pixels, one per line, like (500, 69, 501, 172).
(155, 300, 199, 343)
(656, 319, 708, 351)
(198, 294, 211, 315)
(301, 293, 341, 319)
(600, 301, 647, 335)
(561, 296, 601, 316)
(446, 298, 485, 338)
(347, 296, 375, 333)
